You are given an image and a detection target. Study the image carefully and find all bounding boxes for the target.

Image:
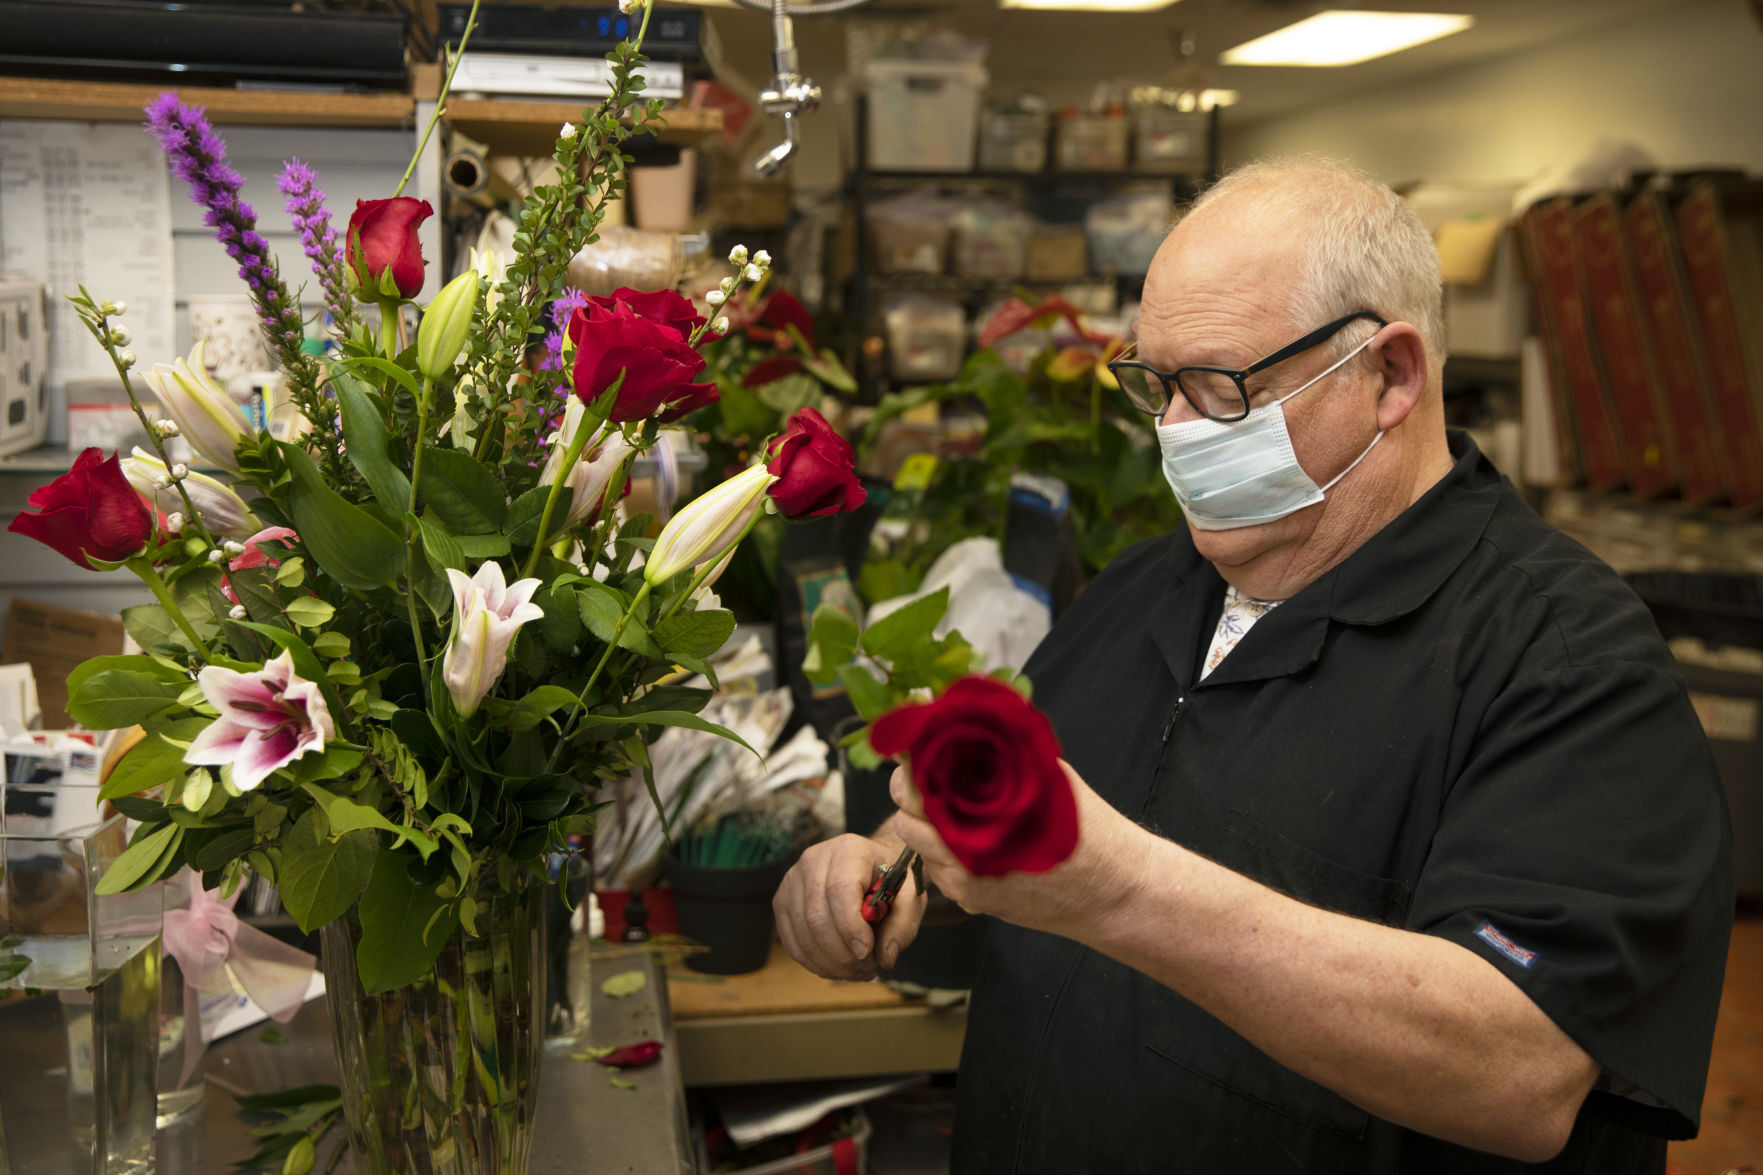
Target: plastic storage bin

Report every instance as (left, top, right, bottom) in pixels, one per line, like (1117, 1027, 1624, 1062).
(1055, 113, 1128, 171)
(951, 204, 1034, 277)
(884, 295, 967, 382)
(1134, 105, 1207, 173)
(866, 59, 988, 172)
(1085, 190, 1174, 276)
(867, 194, 953, 275)
(978, 109, 1049, 172)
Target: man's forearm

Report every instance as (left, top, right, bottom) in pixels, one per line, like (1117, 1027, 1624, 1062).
(1076, 827, 1597, 1162)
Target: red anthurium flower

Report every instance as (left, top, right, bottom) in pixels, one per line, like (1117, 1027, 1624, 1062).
(763, 407, 865, 519)
(347, 196, 433, 299)
(740, 354, 806, 389)
(568, 300, 715, 424)
(746, 290, 815, 350)
(978, 295, 1111, 351)
(596, 1040, 664, 1069)
(869, 675, 1077, 877)
(7, 447, 154, 568)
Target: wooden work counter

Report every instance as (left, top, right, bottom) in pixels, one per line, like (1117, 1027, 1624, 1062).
(664, 941, 967, 1087)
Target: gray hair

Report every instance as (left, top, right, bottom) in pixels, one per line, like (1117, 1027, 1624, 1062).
(1187, 156, 1446, 371)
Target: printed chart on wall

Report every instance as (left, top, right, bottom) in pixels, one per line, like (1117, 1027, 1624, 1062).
(0, 121, 175, 394)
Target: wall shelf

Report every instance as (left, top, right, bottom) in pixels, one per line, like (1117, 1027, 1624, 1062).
(0, 76, 416, 129)
(445, 100, 722, 157)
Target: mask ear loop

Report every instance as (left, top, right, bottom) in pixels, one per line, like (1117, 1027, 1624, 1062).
(1286, 328, 1386, 493)
(1272, 328, 1383, 409)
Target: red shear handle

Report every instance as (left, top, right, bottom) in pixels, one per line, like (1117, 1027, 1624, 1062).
(861, 874, 893, 924)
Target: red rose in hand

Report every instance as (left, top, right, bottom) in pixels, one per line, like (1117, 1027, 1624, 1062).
(8, 447, 153, 568)
(870, 676, 1077, 877)
(347, 196, 433, 299)
(568, 301, 716, 424)
(763, 407, 865, 518)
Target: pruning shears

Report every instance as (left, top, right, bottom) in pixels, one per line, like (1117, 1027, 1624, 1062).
(861, 845, 920, 925)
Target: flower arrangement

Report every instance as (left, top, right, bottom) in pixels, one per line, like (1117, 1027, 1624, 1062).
(6, 3, 865, 1006)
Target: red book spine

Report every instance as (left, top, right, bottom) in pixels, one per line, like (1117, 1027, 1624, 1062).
(1625, 192, 1731, 505)
(1571, 196, 1678, 497)
(1675, 185, 1763, 509)
(1526, 199, 1626, 490)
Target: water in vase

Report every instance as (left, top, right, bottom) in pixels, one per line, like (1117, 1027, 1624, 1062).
(0, 934, 162, 1175)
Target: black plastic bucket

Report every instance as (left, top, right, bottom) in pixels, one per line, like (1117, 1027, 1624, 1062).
(665, 850, 791, 975)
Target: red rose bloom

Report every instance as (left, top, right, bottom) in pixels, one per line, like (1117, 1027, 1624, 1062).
(869, 676, 1077, 877)
(8, 447, 154, 568)
(593, 287, 707, 340)
(568, 300, 716, 424)
(347, 196, 433, 299)
(764, 407, 865, 518)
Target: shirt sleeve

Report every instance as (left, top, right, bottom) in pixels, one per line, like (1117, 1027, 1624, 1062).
(1408, 658, 1734, 1138)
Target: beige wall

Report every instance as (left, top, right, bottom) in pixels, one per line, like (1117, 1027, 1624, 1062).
(1226, 0, 1763, 186)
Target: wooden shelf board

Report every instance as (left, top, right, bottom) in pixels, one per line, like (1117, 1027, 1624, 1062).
(446, 100, 721, 156)
(0, 76, 415, 128)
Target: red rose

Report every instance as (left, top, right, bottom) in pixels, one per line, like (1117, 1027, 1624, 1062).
(740, 354, 805, 390)
(763, 408, 865, 519)
(7, 447, 154, 568)
(870, 676, 1077, 877)
(568, 301, 715, 424)
(594, 287, 707, 340)
(346, 196, 433, 299)
(657, 382, 720, 425)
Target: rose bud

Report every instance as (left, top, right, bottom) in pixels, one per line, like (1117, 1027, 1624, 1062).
(7, 447, 155, 568)
(347, 196, 434, 300)
(764, 407, 866, 519)
(869, 675, 1078, 877)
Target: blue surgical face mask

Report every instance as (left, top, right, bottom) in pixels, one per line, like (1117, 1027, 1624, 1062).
(1155, 334, 1382, 531)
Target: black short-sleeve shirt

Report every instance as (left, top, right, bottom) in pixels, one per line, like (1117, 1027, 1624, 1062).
(953, 433, 1733, 1174)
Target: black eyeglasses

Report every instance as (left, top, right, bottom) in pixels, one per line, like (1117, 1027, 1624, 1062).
(1108, 311, 1388, 422)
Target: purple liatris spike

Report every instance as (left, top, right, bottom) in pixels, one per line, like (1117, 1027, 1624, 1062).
(537, 288, 588, 374)
(277, 157, 353, 331)
(145, 93, 305, 368)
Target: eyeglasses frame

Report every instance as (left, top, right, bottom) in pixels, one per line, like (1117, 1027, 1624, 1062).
(1109, 310, 1390, 422)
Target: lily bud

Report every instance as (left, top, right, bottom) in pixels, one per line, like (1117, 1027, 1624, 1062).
(416, 270, 479, 381)
(540, 398, 635, 529)
(645, 463, 776, 586)
(123, 448, 258, 537)
(442, 562, 545, 719)
(142, 340, 249, 474)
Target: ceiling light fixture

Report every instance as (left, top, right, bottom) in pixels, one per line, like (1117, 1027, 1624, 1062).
(1000, 0, 1180, 13)
(1220, 10, 1473, 67)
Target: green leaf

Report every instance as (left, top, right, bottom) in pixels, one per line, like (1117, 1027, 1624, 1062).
(280, 442, 405, 591)
(503, 485, 550, 549)
(284, 597, 336, 629)
(537, 584, 583, 652)
(99, 718, 208, 800)
(490, 685, 581, 733)
(574, 710, 759, 758)
(120, 604, 184, 653)
(94, 821, 182, 895)
(578, 582, 662, 658)
(860, 587, 950, 665)
(336, 355, 421, 400)
(416, 516, 465, 573)
(278, 809, 376, 934)
(838, 664, 893, 723)
(454, 533, 512, 559)
(312, 631, 352, 658)
(355, 852, 458, 995)
(65, 669, 184, 730)
(417, 447, 507, 534)
(300, 783, 401, 841)
(653, 609, 736, 659)
(803, 602, 859, 686)
(185, 824, 255, 872)
(273, 556, 307, 588)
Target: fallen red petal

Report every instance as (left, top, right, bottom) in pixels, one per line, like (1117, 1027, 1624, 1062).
(596, 1040, 664, 1068)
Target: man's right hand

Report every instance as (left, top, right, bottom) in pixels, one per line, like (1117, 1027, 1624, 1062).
(774, 826, 927, 981)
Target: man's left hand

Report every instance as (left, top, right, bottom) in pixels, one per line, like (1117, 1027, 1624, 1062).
(888, 760, 1147, 940)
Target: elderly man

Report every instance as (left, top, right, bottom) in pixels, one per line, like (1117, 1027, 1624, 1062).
(774, 157, 1732, 1172)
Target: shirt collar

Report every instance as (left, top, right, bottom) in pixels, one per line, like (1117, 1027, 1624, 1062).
(1322, 429, 1503, 626)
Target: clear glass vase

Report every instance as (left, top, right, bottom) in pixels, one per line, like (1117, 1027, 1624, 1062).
(320, 877, 545, 1175)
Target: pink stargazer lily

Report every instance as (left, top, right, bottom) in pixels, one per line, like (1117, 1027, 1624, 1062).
(443, 561, 545, 719)
(184, 649, 335, 791)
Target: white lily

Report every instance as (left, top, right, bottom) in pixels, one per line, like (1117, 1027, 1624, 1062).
(442, 561, 545, 719)
(645, 463, 776, 586)
(122, 447, 258, 537)
(540, 399, 636, 529)
(140, 340, 250, 474)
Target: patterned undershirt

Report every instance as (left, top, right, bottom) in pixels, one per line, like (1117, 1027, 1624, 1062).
(1200, 584, 1283, 679)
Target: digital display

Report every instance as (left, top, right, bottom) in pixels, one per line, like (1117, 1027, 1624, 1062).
(595, 15, 632, 37)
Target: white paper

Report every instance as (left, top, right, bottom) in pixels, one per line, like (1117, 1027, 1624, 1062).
(712, 1074, 924, 1148)
(0, 121, 177, 395)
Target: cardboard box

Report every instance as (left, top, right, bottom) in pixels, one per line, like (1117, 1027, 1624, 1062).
(1, 599, 126, 729)
(1407, 183, 1530, 359)
(1027, 228, 1088, 280)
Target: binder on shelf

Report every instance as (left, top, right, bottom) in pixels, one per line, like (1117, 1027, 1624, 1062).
(1570, 193, 1679, 498)
(1674, 180, 1763, 510)
(1519, 198, 1625, 490)
(1623, 187, 1731, 506)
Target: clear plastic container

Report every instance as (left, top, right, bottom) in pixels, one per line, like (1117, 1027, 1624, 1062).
(866, 59, 988, 172)
(1055, 113, 1129, 171)
(951, 204, 1034, 278)
(977, 109, 1048, 173)
(884, 295, 968, 382)
(1085, 190, 1176, 277)
(868, 194, 954, 275)
(1133, 105, 1207, 173)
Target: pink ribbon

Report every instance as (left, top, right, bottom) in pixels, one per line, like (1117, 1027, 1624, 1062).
(163, 869, 316, 1085)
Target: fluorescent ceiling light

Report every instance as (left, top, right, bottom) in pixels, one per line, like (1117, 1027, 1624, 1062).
(1221, 11, 1473, 67)
(1001, 0, 1180, 12)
